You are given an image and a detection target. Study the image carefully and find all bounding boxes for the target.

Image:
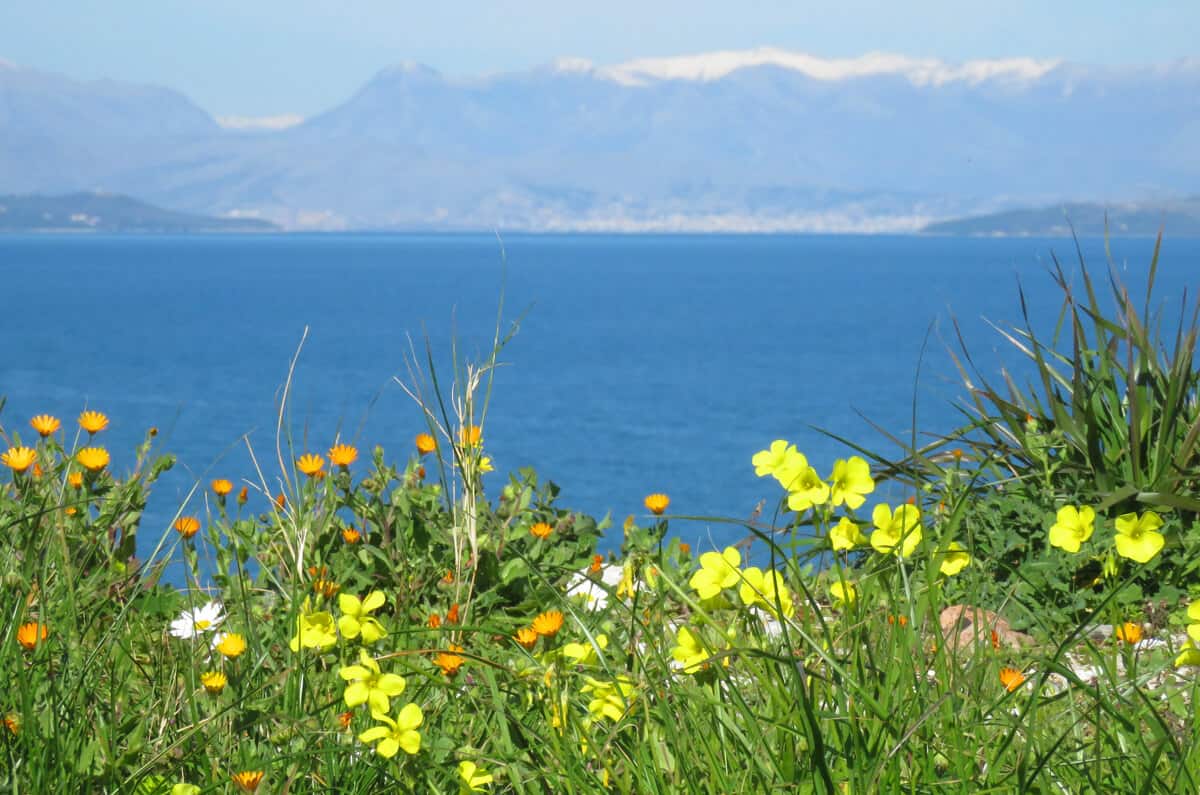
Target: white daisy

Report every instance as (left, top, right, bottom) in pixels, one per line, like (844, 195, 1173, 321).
(169, 601, 226, 639)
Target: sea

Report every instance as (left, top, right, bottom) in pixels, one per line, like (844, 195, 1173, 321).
(2, 233, 1195, 583)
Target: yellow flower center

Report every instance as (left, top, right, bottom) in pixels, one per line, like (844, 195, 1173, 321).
(195, 620, 211, 631)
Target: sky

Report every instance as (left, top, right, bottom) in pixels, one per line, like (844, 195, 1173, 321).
(1, 1, 1196, 118)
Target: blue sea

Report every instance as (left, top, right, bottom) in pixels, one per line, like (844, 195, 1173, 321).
(2, 233, 1194, 580)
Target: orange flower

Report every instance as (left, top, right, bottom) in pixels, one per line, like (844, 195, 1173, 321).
(887, 614, 909, 627)
(274, 493, 286, 509)
(78, 410, 109, 433)
(211, 478, 233, 496)
(16, 622, 49, 650)
(30, 414, 61, 437)
(313, 578, 340, 598)
(237, 485, 249, 505)
(2, 446, 37, 473)
(328, 443, 358, 467)
(990, 629, 1001, 650)
(999, 667, 1025, 692)
(644, 493, 670, 516)
(532, 610, 564, 638)
(590, 554, 603, 574)
(458, 425, 483, 447)
(174, 516, 201, 539)
(1115, 622, 1144, 645)
(68, 471, 83, 489)
(678, 542, 691, 557)
(435, 644, 466, 677)
(337, 710, 354, 730)
(296, 453, 325, 477)
(416, 465, 426, 480)
(32, 463, 43, 479)
(230, 771, 265, 793)
(446, 603, 461, 624)
(76, 447, 110, 472)
(428, 613, 442, 629)
(530, 522, 554, 540)
(3, 713, 17, 735)
(342, 527, 362, 544)
(441, 570, 454, 585)
(415, 433, 437, 455)
(514, 627, 538, 649)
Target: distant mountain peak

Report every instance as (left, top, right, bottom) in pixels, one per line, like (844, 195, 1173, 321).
(597, 47, 1062, 87)
(375, 60, 442, 80)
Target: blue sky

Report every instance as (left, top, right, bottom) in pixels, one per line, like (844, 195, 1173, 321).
(1, 1, 1196, 117)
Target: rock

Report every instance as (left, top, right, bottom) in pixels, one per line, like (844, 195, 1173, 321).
(939, 604, 1035, 652)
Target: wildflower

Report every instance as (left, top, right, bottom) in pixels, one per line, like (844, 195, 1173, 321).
(289, 600, 338, 652)
(459, 425, 483, 447)
(532, 610, 564, 638)
(170, 602, 225, 639)
(30, 414, 61, 437)
(478, 456, 494, 473)
(1048, 505, 1095, 553)
(416, 465, 426, 479)
(340, 648, 407, 713)
(1114, 622, 1143, 645)
(887, 614, 909, 627)
(296, 453, 325, 477)
(338, 710, 354, 730)
(829, 516, 868, 551)
(785, 465, 830, 512)
(561, 634, 608, 666)
(870, 504, 922, 558)
(751, 440, 804, 485)
(936, 541, 971, 576)
(441, 570, 455, 584)
(999, 667, 1025, 692)
(829, 580, 857, 606)
(78, 410, 109, 433)
(514, 627, 538, 649)
(16, 622, 49, 650)
(530, 522, 554, 540)
(359, 703, 423, 757)
(3, 714, 17, 735)
(678, 542, 691, 556)
(739, 567, 795, 618)
(459, 760, 494, 792)
(313, 578, 340, 599)
(828, 456, 875, 509)
(342, 527, 362, 543)
(446, 603, 461, 624)
(590, 553, 603, 573)
(415, 433, 437, 454)
(671, 626, 711, 674)
(2, 446, 37, 473)
(275, 493, 286, 509)
(200, 671, 227, 694)
(68, 471, 83, 488)
(1186, 600, 1200, 645)
(211, 478, 233, 496)
(428, 613, 442, 629)
(1175, 640, 1200, 668)
(435, 644, 466, 677)
(644, 493, 670, 515)
(76, 447, 110, 472)
(329, 443, 358, 467)
(214, 632, 247, 659)
(174, 516, 201, 539)
(338, 591, 388, 643)
(689, 547, 742, 600)
(237, 485, 248, 505)
(1113, 511, 1165, 563)
(230, 771, 265, 793)
(581, 676, 637, 722)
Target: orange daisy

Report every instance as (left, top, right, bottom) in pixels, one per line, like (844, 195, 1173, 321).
(230, 771, 265, 793)
(435, 644, 466, 677)
(589, 554, 603, 573)
(2, 446, 37, 473)
(328, 443, 358, 467)
(30, 415, 61, 437)
(342, 527, 362, 544)
(1115, 622, 1144, 645)
(999, 667, 1026, 692)
(514, 627, 538, 649)
(76, 447, 110, 472)
(415, 433, 437, 455)
(78, 410, 109, 434)
(644, 493, 670, 515)
(174, 516, 201, 539)
(211, 478, 234, 496)
(296, 453, 325, 477)
(531, 610, 564, 638)
(458, 425, 482, 447)
(16, 622, 49, 650)
(530, 522, 554, 540)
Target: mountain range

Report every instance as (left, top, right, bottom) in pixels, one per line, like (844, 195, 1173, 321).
(2, 48, 1198, 232)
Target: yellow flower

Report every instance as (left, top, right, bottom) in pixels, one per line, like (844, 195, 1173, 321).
(211, 478, 233, 496)
(999, 667, 1026, 692)
(215, 632, 247, 658)
(870, 504, 922, 558)
(1048, 505, 1095, 553)
(560, 634, 608, 666)
(338, 591, 388, 643)
(1175, 640, 1200, 668)
(1186, 600, 1200, 645)
(16, 622, 49, 650)
(828, 516, 868, 551)
(76, 447, 110, 472)
(230, 771, 264, 793)
(784, 465, 830, 512)
(30, 414, 61, 437)
(689, 547, 742, 600)
(671, 626, 711, 674)
(1114, 622, 1143, 645)
(78, 410, 109, 433)
(739, 567, 795, 618)
(200, 671, 227, 694)
(514, 627, 539, 649)
(829, 580, 857, 605)
(2, 446, 37, 473)
(752, 440, 800, 479)
(359, 703, 423, 757)
(296, 453, 325, 477)
(936, 541, 971, 576)
(3, 713, 18, 735)
(459, 425, 483, 447)
(1114, 511, 1165, 563)
(340, 648, 407, 714)
(342, 527, 362, 543)
(459, 760, 494, 792)
(532, 610, 564, 637)
(644, 493, 670, 515)
(530, 522, 554, 540)
(289, 600, 338, 652)
(174, 516, 201, 539)
(329, 443, 358, 467)
(828, 456, 874, 510)
(415, 433, 437, 455)
(68, 471, 83, 489)
(581, 676, 636, 722)
(435, 644, 466, 677)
